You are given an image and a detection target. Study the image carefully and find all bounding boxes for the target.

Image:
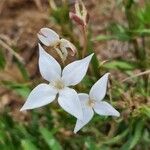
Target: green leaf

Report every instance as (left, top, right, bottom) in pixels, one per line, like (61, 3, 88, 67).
(93, 35, 114, 41)
(39, 127, 62, 150)
(51, 5, 69, 25)
(129, 28, 150, 36)
(128, 120, 144, 149)
(93, 24, 133, 42)
(1, 81, 30, 98)
(108, 23, 131, 41)
(21, 139, 38, 150)
(0, 127, 6, 143)
(120, 120, 144, 150)
(140, 106, 150, 118)
(101, 129, 129, 145)
(16, 60, 29, 80)
(80, 75, 95, 88)
(103, 60, 137, 70)
(143, 129, 150, 143)
(136, 2, 150, 25)
(84, 137, 99, 150)
(0, 49, 6, 70)
(88, 28, 100, 77)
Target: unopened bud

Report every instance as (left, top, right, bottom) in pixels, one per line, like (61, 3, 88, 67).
(69, 12, 84, 26)
(69, 0, 89, 27)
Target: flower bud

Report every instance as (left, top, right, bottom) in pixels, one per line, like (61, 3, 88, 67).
(69, 12, 84, 26)
(69, 0, 89, 27)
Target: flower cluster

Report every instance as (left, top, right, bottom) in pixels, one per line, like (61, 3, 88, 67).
(21, 28, 120, 133)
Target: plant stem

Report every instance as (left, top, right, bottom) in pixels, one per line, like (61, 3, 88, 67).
(82, 26, 88, 58)
(121, 70, 150, 82)
(141, 36, 149, 96)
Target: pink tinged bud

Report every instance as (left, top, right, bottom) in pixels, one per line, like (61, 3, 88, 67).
(69, 0, 89, 27)
(69, 12, 84, 26)
(81, 1, 89, 25)
(85, 11, 89, 25)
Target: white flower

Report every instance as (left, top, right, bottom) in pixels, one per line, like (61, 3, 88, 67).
(74, 73, 120, 133)
(20, 44, 94, 120)
(37, 28, 76, 61)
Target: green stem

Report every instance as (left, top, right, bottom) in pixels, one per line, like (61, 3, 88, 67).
(82, 26, 88, 58)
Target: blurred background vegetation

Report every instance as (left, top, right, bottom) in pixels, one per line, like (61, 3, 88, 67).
(0, 0, 150, 149)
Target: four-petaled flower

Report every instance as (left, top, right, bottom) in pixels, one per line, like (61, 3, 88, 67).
(74, 73, 120, 133)
(37, 28, 76, 61)
(20, 44, 94, 120)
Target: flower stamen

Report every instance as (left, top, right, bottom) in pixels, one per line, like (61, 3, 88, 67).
(87, 99, 95, 107)
(52, 80, 65, 90)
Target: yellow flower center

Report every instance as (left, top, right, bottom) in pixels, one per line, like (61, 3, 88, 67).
(87, 99, 95, 107)
(52, 79, 65, 90)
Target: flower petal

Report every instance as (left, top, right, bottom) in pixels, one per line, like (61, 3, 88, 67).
(74, 107, 94, 133)
(37, 28, 59, 46)
(20, 84, 57, 111)
(59, 39, 68, 61)
(58, 87, 83, 120)
(89, 73, 110, 101)
(60, 38, 77, 56)
(62, 53, 94, 86)
(93, 101, 120, 117)
(78, 93, 89, 108)
(39, 44, 61, 82)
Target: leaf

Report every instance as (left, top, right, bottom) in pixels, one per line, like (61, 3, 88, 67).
(88, 32, 100, 77)
(108, 23, 131, 41)
(101, 129, 129, 145)
(1, 81, 31, 98)
(143, 129, 150, 143)
(140, 106, 150, 118)
(21, 139, 38, 150)
(16, 60, 29, 80)
(136, 2, 150, 25)
(0, 126, 6, 143)
(39, 127, 62, 150)
(0, 48, 6, 70)
(93, 35, 114, 41)
(80, 75, 95, 88)
(103, 60, 137, 70)
(93, 24, 131, 42)
(120, 120, 144, 150)
(128, 120, 144, 149)
(84, 137, 99, 150)
(129, 28, 150, 36)
(51, 5, 69, 25)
